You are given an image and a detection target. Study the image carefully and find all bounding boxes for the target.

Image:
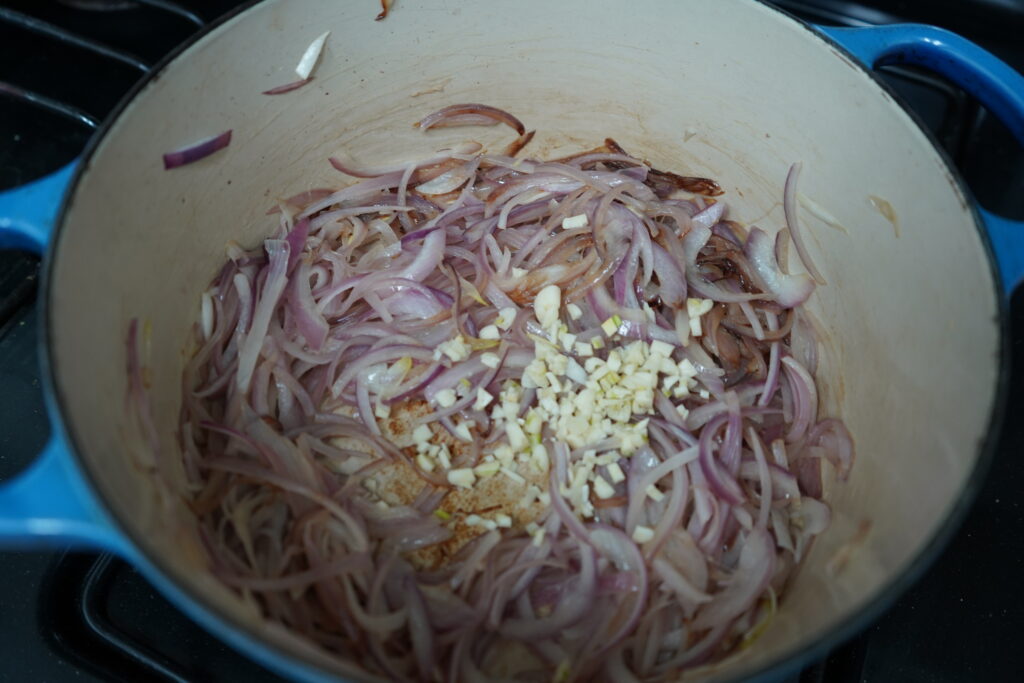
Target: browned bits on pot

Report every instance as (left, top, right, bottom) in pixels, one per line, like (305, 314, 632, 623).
(646, 168, 724, 198)
(592, 495, 628, 509)
(367, 399, 546, 571)
(697, 234, 763, 294)
(504, 130, 536, 157)
(558, 137, 723, 198)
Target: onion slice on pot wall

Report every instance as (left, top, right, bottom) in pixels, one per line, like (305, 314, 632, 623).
(262, 77, 312, 95)
(416, 103, 526, 135)
(162, 130, 231, 169)
(783, 162, 827, 285)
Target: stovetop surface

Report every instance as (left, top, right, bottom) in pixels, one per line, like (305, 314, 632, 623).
(1, 1, 1023, 681)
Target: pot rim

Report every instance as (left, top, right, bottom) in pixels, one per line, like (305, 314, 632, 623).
(37, 1, 1010, 681)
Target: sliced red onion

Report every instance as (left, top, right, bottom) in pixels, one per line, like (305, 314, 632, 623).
(800, 497, 832, 535)
(721, 390, 744, 474)
(712, 220, 743, 246)
(652, 556, 711, 608)
(740, 461, 801, 503)
(549, 474, 594, 544)
(394, 223, 445, 282)
(266, 189, 334, 215)
(795, 456, 823, 499)
(217, 552, 371, 592)
(404, 578, 435, 679)
(792, 497, 833, 562)
(355, 375, 380, 435)
(590, 525, 643, 573)
(325, 142, 481, 180)
(421, 584, 478, 630)
(500, 540, 596, 639)
(286, 261, 329, 350)
(450, 530, 502, 590)
(342, 581, 408, 638)
(262, 77, 312, 95)
(170, 109, 856, 681)
(738, 300, 766, 339)
(783, 162, 827, 285)
(682, 222, 760, 303)
(379, 288, 449, 320)
(692, 527, 775, 630)
(806, 418, 855, 480)
(415, 165, 474, 195)
(417, 103, 526, 135)
(504, 130, 536, 157)
(650, 243, 687, 307)
(775, 226, 791, 272)
(746, 427, 773, 529)
(363, 507, 452, 551)
(690, 201, 725, 230)
(698, 415, 746, 505)
(384, 363, 444, 404)
(781, 356, 818, 443)
(330, 345, 435, 397)
(235, 240, 289, 393)
(687, 271, 763, 304)
(589, 525, 649, 655)
(422, 355, 487, 401)
(283, 217, 310, 272)
(162, 130, 231, 169)
(606, 647, 641, 683)
(205, 456, 367, 549)
(625, 447, 697, 535)
(790, 309, 820, 375)
(759, 315, 782, 407)
(644, 466, 689, 560)
(744, 227, 814, 308)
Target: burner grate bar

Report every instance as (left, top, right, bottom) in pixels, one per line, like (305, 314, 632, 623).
(769, 0, 880, 26)
(0, 81, 100, 128)
(81, 554, 194, 683)
(132, 0, 205, 28)
(0, 7, 150, 72)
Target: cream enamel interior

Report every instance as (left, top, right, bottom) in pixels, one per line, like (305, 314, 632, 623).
(48, 0, 1000, 680)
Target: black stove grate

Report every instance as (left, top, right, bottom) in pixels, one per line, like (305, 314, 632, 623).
(1, 1, 1022, 682)
(42, 552, 282, 683)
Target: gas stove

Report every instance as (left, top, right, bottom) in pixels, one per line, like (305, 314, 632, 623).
(1, 1, 1022, 681)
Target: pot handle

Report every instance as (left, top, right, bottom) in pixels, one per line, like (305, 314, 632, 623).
(818, 24, 1024, 296)
(0, 161, 126, 553)
(0, 436, 126, 552)
(0, 162, 76, 254)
